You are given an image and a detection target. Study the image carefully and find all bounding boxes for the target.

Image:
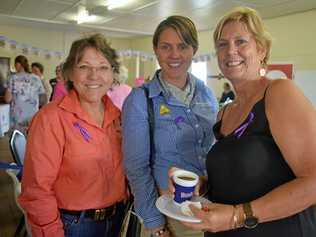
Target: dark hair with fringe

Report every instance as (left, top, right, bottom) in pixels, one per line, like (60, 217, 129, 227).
(31, 62, 44, 74)
(153, 15, 198, 54)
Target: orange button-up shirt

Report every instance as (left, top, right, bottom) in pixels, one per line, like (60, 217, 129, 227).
(19, 90, 127, 237)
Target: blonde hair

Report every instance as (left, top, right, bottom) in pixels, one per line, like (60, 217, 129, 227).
(213, 7, 272, 66)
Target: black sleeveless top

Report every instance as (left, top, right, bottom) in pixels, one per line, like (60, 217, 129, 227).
(205, 97, 316, 237)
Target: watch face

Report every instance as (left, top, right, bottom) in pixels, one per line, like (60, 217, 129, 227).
(244, 216, 258, 229)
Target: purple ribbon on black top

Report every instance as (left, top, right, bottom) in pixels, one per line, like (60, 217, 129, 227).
(73, 122, 92, 142)
(234, 112, 254, 138)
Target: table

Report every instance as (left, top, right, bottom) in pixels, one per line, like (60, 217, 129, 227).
(0, 104, 10, 137)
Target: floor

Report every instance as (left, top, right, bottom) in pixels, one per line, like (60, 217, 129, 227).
(0, 135, 22, 237)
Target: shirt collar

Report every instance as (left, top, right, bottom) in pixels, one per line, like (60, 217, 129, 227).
(158, 71, 196, 106)
(58, 90, 120, 128)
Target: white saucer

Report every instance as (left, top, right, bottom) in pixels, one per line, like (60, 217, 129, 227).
(156, 194, 209, 223)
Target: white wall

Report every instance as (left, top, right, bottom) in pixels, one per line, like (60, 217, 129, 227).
(0, 24, 131, 81)
(294, 70, 316, 106)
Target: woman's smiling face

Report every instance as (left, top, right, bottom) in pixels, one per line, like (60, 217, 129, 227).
(70, 47, 113, 104)
(154, 27, 194, 83)
(216, 21, 266, 83)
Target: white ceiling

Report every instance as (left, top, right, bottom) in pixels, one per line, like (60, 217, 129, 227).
(0, 0, 315, 38)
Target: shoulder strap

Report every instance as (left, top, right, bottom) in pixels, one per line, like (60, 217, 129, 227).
(219, 104, 229, 121)
(142, 86, 155, 157)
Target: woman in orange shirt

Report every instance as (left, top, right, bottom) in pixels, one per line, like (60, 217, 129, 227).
(19, 34, 128, 237)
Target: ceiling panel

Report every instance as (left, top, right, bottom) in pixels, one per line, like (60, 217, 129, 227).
(103, 13, 158, 32)
(236, 0, 295, 8)
(0, 0, 315, 38)
(13, 0, 73, 19)
(0, 0, 21, 14)
(104, 0, 158, 12)
(255, 0, 316, 18)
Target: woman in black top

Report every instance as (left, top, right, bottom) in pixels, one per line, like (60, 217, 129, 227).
(169, 6, 316, 237)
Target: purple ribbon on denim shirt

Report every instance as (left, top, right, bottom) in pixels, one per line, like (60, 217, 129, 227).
(234, 112, 254, 138)
(174, 116, 185, 128)
(73, 122, 92, 142)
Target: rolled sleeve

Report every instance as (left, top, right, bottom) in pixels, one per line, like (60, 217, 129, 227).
(122, 89, 165, 229)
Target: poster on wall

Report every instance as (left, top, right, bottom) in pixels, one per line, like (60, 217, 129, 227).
(266, 64, 293, 80)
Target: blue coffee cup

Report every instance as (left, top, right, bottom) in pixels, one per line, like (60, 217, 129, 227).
(172, 169, 199, 205)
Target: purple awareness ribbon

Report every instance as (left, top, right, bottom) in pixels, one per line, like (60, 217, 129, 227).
(174, 116, 185, 128)
(73, 122, 92, 142)
(234, 112, 254, 138)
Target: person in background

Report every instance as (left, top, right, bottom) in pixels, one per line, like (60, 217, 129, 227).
(49, 67, 58, 100)
(107, 65, 132, 111)
(219, 82, 235, 104)
(0, 72, 6, 97)
(123, 15, 218, 237)
(31, 62, 51, 106)
(170, 7, 316, 237)
(51, 63, 68, 101)
(19, 34, 128, 237)
(4, 55, 46, 134)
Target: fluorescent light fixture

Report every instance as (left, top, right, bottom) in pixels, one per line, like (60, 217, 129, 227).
(107, 0, 135, 10)
(77, 5, 97, 24)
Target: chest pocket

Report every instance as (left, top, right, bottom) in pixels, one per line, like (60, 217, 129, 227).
(154, 113, 178, 155)
(192, 102, 217, 120)
(153, 103, 196, 158)
(64, 123, 101, 158)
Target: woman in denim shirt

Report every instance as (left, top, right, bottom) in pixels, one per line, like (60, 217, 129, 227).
(122, 15, 218, 237)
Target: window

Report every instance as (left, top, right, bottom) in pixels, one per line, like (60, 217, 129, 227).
(190, 61, 207, 84)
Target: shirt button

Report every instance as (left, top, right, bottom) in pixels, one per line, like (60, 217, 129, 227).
(198, 139, 202, 144)
(195, 124, 199, 128)
(198, 156, 203, 160)
(187, 109, 191, 113)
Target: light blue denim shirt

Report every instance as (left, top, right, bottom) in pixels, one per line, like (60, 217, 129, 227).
(122, 70, 218, 229)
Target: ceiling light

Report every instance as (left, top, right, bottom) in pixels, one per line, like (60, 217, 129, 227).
(106, 0, 135, 10)
(77, 5, 97, 24)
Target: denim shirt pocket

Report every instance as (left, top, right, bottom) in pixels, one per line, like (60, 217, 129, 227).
(192, 102, 217, 152)
(193, 102, 217, 118)
(174, 119, 197, 156)
(154, 115, 179, 156)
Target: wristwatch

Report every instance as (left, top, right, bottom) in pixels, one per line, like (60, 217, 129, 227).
(242, 202, 258, 229)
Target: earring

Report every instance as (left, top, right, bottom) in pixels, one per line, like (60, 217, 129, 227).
(259, 68, 266, 77)
(259, 60, 266, 77)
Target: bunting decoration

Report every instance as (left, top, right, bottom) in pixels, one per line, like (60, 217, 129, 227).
(0, 35, 65, 59)
(0, 35, 215, 62)
(117, 49, 214, 62)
